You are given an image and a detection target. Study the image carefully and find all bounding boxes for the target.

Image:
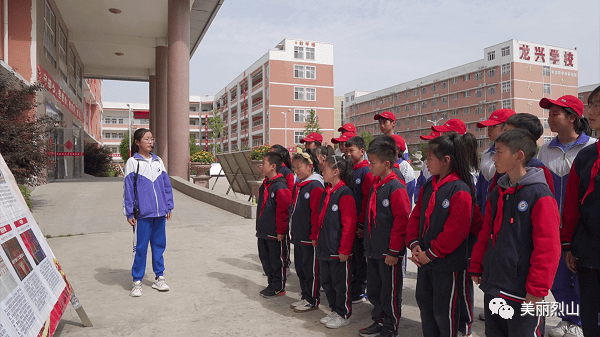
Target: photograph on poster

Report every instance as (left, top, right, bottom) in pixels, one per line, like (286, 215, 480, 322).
(0, 255, 18, 301)
(1, 237, 33, 281)
(20, 229, 46, 265)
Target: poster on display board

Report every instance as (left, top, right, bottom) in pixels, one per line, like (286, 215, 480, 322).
(0, 154, 88, 337)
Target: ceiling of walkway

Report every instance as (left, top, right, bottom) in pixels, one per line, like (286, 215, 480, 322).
(54, 0, 223, 81)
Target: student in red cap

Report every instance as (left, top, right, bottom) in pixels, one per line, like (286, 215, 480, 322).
(332, 132, 356, 158)
(475, 109, 516, 217)
(375, 111, 397, 137)
(536, 95, 594, 337)
(389, 134, 415, 204)
(339, 123, 357, 134)
(301, 132, 323, 150)
(561, 85, 600, 337)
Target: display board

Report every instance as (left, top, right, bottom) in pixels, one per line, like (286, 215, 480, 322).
(216, 150, 261, 196)
(0, 154, 88, 337)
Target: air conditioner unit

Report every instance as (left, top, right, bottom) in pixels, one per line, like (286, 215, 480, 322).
(479, 135, 486, 139)
(434, 109, 440, 112)
(480, 101, 486, 104)
(478, 84, 483, 87)
(479, 117, 485, 121)
(433, 94, 439, 97)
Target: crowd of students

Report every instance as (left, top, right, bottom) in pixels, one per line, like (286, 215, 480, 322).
(253, 88, 600, 337)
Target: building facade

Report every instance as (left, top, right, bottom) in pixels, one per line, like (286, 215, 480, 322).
(344, 40, 579, 152)
(213, 38, 335, 152)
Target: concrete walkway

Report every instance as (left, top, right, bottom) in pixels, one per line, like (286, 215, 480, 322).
(30, 177, 556, 336)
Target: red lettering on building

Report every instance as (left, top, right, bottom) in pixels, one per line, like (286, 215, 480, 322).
(534, 47, 545, 62)
(519, 44, 530, 60)
(550, 49, 560, 64)
(37, 65, 84, 123)
(564, 52, 574, 67)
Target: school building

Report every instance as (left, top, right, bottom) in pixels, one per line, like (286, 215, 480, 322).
(213, 38, 335, 152)
(344, 39, 580, 153)
(102, 95, 214, 162)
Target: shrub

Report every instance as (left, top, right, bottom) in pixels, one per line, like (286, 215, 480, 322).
(249, 144, 270, 160)
(18, 185, 32, 209)
(84, 144, 113, 176)
(191, 150, 214, 163)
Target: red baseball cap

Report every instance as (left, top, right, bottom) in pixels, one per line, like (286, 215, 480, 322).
(338, 123, 357, 133)
(432, 118, 466, 135)
(420, 131, 443, 140)
(390, 134, 406, 152)
(331, 132, 357, 144)
(539, 95, 584, 117)
(300, 132, 323, 144)
(374, 111, 396, 122)
(477, 109, 516, 128)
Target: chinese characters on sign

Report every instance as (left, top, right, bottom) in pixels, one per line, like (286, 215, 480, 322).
(518, 44, 574, 68)
(519, 44, 530, 60)
(521, 301, 579, 318)
(37, 65, 84, 123)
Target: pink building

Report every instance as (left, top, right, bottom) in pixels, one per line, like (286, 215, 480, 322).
(344, 39, 579, 152)
(214, 38, 335, 152)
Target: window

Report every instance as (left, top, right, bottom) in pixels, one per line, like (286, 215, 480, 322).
(488, 85, 496, 95)
(502, 100, 511, 109)
(306, 88, 316, 101)
(405, 92, 409, 98)
(305, 47, 315, 60)
(294, 46, 304, 59)
(190, 106, 197, 111)
(452, 109, 459, 116)
(76, 63, 83, 100)
(502, 63, 511, 75)
(405, 105, 409, 112)
(294, 109, 305, 122)
(476, 125, 484, 132)
(488, 68, 496, 78)
(294, 131, 305, 144)
(413, 103, 418, 111)
(543, 118, 550, 129)
(396, 94, 401, 100)
(475, 72, 482, 81)
(389, 96, 393, 103)
(414, 131, 419, 138)
(578, 94, 584, 101)
(422, 115, 428, 122)
(441, 112, 447, 119)
(466, 123, 472, 130)
(478, 139, 485, 149)
(543, 84, 551, 94)
(441, 96, 447, 104)
(431, 84, 437, 92)
(452, 93, 458, 100)
(441, 81, 447, 89)
(375, 100, 379, 106)
(421, 87, 427, 94)
(463, 74, 471, 81)
(294, 65, 304, 78)
(111, 118, 117, 124)
(69, 50, 75, 92)
(381, 98, 386, 104)
(104, 118, 111, 124)
(421, 101, 427, 109)
(413, 117, 418, 124)
(395, 107, 400, 114)
(44, 1, 56, 67)
(543, 66, 550, 76)
(502, 82, 511, 93)
(431, 99, 437, 107)
(488, 102, 497, 112)
(463, 90, 471, 98)
(413, 89, 418, 96)
(294, 87, 305, 100)
(118, 118, 124, 124)
(475, 89, 482, 98)
(452, 77, 458, 84)
(464, 107, 471, 114)
(405, 118, 410, 125)
(58, 28, 67, 80)
(111, 133, 118, 139)
(501, 46, 510, 57)
(431, 113, 437, 120)
(475, 106, 483, 115)
(488, 51, 495, 61)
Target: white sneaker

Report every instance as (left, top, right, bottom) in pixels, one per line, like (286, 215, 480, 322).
(548, 321, 571, 337)
(564, 324, 584, 337)
(294, 300, 318, 313)
(325, 313, 351, 329)
(130, 281, 142, 297)
(152, 276, 170, 291)
(290, 299, 306, 309)
(320, 311, 338, 324)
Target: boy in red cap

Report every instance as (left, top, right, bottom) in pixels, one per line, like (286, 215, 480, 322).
(335, 124, 357, 156)
(332, 132, 356, 158)
(301, 132, 323, 150)
(374, 111, 397, 137)
(339, 123, 357, 134)
(390, 134, 415, 204)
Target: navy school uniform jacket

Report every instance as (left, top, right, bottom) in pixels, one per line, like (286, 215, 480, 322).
(290, 173, 325, 245)
(352, 160, 372, 228)
(364, 172, 411, 259)
(469, 168, 561, 299)
(313, 180, 358, 260)
(561, 141, 600, 269)
(406, 172, 472, 272)
(279, 164, 296, 192)
(256, 173, 292, 240)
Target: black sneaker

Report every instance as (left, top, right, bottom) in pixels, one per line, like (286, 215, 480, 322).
(352, 293, 368, 303)
(359, 321, 383, 337)
(379, 329, 398, 337)
(259, 286, 272, 295)
(260, 288, 286, 298)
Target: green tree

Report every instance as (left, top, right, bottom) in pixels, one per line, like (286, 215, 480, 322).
(0, 75, 55, 185)
(84, 144, 112, 176)
(304, 109, 321, 135)
(119, 131, 130, 162)
(189, 135, 201, 156)
(207, 109, 225, 155)
(361, 130, 374, 149)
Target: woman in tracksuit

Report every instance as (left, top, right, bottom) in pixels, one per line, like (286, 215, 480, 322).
(561, 85, 600, 337)
(313, 156, 357, 329)
(406, 132, 478, 337)
(289, 151, 324, 313)
(536, 95, 594, 337)
(123, 128, 174, 297)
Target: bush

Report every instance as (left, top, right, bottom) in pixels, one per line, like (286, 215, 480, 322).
(249, 144, 270, 160)
(190, 150, 214, 163)
(18, 185, 32, 209)
(119, 131, 130, 162)
(84, 144, 113, 176)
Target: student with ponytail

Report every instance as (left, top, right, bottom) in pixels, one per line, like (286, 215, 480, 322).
(312, 156, 357, 329)
(406, 132, 478, 337)
(269, 144, 295, 191)
(536, 95, 595, 337)
(289, 150, 324, 313)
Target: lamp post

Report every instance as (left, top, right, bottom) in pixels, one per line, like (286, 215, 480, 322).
(281, 109, 289, 148)
(127, 103, 133, 157)
(426, 117, 445, 126)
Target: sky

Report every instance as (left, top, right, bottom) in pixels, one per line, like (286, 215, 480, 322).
(102, 0, 600, 103)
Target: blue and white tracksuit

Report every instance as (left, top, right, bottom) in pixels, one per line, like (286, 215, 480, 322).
(123, 152, 174, 281)
(415, 160, 431, 202)
(536, 133, 596, 326)
(476, 144, 496, 216)
(396, 157, 416, 205)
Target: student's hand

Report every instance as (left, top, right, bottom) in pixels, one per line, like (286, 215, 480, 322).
(525, 293, 544, 309)
(564, 251, 577, 273)
(166, 213, 172, 221)
(385, 255, 399, 266)
(127, 218, 136, 226)
(410, 245, 423, 267)
(471, 276, 482, 285)
(339, 254, 349, 262)
(357, 228, 365, 238)
(277, 234, 285, 241)
(312, 240, 317, 246)
(415, 251, 431, 265)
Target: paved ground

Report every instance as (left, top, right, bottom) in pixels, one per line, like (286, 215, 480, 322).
(30, 176, 557, 336)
